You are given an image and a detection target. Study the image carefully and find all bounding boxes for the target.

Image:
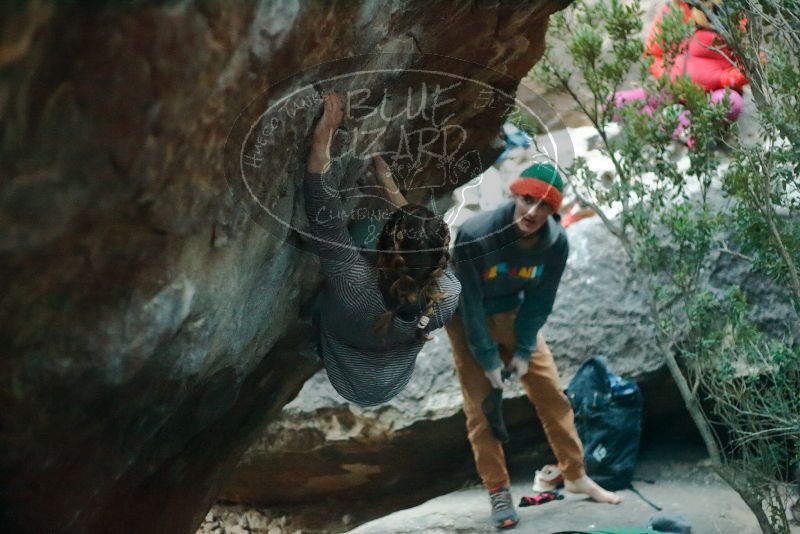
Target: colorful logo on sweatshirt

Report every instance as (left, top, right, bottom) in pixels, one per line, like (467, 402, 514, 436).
(482, 262, 544, 281)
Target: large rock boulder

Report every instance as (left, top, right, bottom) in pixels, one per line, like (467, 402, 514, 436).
(0, 1, 573, 533)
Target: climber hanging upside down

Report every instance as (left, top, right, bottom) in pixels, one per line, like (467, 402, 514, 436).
(304, 92, 461, 407)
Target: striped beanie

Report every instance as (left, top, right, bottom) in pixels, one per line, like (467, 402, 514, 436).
(509, 162, 564, 212)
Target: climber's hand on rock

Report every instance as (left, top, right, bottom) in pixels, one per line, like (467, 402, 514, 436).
(505, 356, 529, 382)
(308, 93, 343, 173)
(484, 368, 505, 390)
(371, 154, 407, 207)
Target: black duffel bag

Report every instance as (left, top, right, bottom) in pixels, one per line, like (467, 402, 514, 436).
(566, 356, 644, 491)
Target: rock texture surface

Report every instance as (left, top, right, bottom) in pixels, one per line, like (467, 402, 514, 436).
(0, 1, 574, 533)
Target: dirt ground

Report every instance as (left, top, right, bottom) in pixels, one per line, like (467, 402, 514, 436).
(346, 436, 799, 534)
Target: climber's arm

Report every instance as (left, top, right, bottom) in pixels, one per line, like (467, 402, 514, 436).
(304, 93, 363, 277)
(307, 93, 340, 175)
(371, 154, 408, 208)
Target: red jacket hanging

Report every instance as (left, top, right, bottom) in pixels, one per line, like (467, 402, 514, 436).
(644, 1, 747, 93)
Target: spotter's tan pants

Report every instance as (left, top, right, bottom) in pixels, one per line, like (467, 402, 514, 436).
(445, 310, 586, 489)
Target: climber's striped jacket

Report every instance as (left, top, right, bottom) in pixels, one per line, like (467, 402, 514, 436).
(304, 171, 461, 407)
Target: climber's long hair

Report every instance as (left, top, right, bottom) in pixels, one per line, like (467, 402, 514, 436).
(374, 204, 451, 342)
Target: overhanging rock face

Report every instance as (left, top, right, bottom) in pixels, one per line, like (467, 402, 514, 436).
(0, 1, 573, 533)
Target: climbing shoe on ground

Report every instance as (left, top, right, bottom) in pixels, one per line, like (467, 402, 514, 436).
(532, 464, 564, 493)
(488, 486, 519, 529)
(519, 491, 563, 507)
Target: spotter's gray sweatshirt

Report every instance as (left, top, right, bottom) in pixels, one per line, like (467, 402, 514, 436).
(451, 201, 568, 371)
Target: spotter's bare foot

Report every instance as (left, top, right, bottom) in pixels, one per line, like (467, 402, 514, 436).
(564, 476, 622, 504)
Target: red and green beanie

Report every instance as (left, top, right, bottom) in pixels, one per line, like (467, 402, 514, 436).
(509, 162, 564, 212)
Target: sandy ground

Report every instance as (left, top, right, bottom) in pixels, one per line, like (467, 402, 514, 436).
(346, 438, 786, 534)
